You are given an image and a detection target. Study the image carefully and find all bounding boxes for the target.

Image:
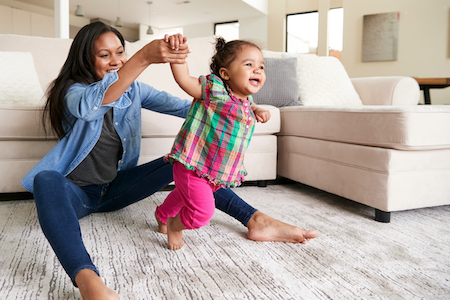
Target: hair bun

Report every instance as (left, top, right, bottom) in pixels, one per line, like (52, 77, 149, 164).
(215, 37, 227, 52)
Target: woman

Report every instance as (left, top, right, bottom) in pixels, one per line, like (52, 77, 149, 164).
(22, 21, 317, 299)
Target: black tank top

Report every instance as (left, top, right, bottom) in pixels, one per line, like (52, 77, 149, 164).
(66, 109, 123, 186)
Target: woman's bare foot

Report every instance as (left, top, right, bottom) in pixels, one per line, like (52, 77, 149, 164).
(155, 211, 167, 234)
(246, 211, 317, 244)
(75, 269, 119, 300)
(167, 215, 185, 250)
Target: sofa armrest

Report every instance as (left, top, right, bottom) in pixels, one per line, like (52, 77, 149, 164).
(253, 105, 280, 135)
(351, 76, 420, 106)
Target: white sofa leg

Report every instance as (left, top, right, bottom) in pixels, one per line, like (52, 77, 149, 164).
(375, 209, 391, 223)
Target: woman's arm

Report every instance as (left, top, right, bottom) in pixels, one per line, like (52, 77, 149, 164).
(102, 37, 190, 104)
(139, 82, 192, 118)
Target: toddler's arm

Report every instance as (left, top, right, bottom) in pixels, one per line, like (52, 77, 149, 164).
(251, 102, 271, 123)
(165, 34, 202, 99)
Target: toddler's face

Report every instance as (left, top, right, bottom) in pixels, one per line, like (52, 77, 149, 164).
(92, 32, 127, 80)
(220, 45, 266, 100)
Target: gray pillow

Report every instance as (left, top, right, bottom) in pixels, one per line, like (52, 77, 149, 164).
(253, 57, 301, 107)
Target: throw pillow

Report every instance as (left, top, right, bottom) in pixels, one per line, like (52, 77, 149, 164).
(296, 54, 362, 106)
(253, 57, 301, 107)
(0, 51, 45, 107)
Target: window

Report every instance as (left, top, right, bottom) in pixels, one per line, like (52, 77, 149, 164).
(286, 12, 319, 54)
(328, 8, 343, 60)
(214, 21, 239, 41)
(286, 8, 344, 60)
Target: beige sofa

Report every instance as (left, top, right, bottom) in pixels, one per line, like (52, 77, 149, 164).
(278, 97, 450, 222)
(270, 54, 450, 222)
(253, 48, 450, 222)
(0, 34, 279, 195)
(2, 34, 450, 223)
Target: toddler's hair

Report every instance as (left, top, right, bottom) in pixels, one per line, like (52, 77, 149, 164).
(210, 37, 261, 77)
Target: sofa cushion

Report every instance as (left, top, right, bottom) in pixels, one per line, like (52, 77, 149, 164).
(296, 55, 363, 106)
(277, 135, 450, 211)
(262, 51, 363, 107)
(279, 105, 450, 150)
(141, 105, 280, 138)
(0, 106, 54, 140)
(138, 135, 278, 181)
(0, 105, 280, 141)
(0, 51, 45, 107)
(351, 77, 420, 106)
(253, 57, 301, 107)
(0, 35, 74, 92)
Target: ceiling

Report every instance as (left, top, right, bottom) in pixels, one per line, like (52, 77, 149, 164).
(14, 0, 266, 30)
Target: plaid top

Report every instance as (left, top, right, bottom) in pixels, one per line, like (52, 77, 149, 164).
(167, 74, 256, 188)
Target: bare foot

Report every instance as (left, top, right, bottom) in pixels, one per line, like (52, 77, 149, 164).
(246, 211, 317, 244)
(167, 215, 185, 250)
(155, 211, 167, 234)
(75, 269, 119, 300)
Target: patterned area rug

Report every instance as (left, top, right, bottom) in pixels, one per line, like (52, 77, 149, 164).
(1, 183, 449, 300)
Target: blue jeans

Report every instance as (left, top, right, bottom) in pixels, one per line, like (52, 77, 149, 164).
(32, 157, 257, 286)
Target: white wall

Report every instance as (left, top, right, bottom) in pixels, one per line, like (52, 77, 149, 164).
(183, 22, 215, 38)
(267, 0, 286, 51)
(0, 2, 138, 41)
(0, 4, 53, 36)
(242, 0, 268, 14)
(341, 0, 450, 104)
(239, 15, 268, 47)
(182, 14, 268, 50)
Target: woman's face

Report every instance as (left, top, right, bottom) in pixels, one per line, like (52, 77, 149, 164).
(92, 31, 127, 80)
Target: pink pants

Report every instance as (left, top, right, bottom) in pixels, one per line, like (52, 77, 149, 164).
(156, 161, 219, 230)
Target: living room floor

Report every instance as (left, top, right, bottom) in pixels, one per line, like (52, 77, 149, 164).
(1, 181, 448, 299)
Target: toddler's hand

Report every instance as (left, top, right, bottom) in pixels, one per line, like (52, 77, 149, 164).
(164, 33, 188, 51)
(254, 109, 271, 123)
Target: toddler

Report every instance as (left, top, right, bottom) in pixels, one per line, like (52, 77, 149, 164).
(156, 36, 270, 250)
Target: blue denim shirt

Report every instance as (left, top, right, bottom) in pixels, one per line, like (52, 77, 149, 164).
(21, 72, 191, 193)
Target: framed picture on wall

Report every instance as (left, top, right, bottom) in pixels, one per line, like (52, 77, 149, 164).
(362, 12, 399, 62)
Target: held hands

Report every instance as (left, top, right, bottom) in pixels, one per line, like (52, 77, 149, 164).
(164, 33, 190, 65)
(142, 33, 190, 65)
(164, 33, 187, 52)
(165, 33, 190, 66)
(105, 33, 190, 105)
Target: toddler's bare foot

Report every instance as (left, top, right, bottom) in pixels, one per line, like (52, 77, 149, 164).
(167, 215, 185, 250)
(247, 211, 317, 244)
(155, 211, 167, 234)
(75, 269, 119, 300)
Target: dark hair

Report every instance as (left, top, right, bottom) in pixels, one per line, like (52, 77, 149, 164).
(210, 37, 261, 78)
(43, 21, 125, 139)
